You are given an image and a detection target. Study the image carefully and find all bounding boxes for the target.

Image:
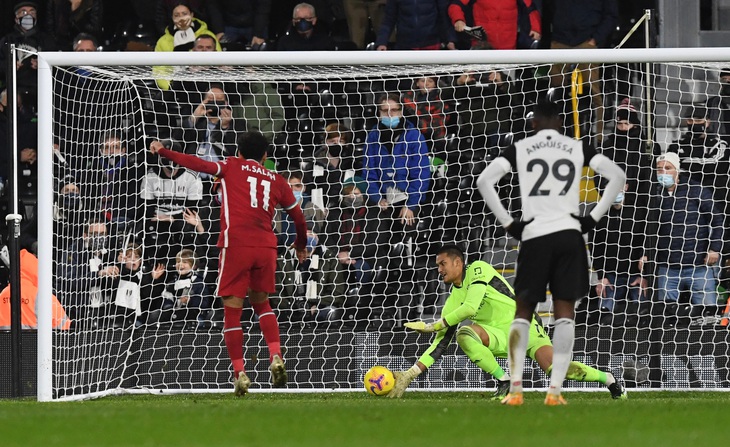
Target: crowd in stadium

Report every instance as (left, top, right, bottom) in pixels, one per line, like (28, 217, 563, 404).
(0, 0, 728, 332)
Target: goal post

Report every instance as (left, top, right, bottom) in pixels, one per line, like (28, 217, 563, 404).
(35, 48, 730, 401)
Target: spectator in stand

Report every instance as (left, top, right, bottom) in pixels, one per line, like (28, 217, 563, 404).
(450, 69, 520, 159)
(183, 84, 240, 177)
(276, 3, 336, 51)
(154, 0, 212, 37)
(365, 92, 430, 232)
(322, 178, 379, 287)
(277, 170, 325, 251)
(544, 0, 618, 139)
(0, 2, 58, 92)
(706, 68, 730, 142)
(158, 248, 214, 329)
(375, 0, 456, 51)
(154, 2, 220, 52)
(45, 0, 102, 51)
(343, 0, 387, 49)
(305, 122, 356, 209)
(231, 81, 286, 145)
(448, 0, 541, 50)
(588, 185, 649, 327)
(207, 0, 271, 50)
(666, 106, 729, 207)
(109, 242, 165, 328)
(56, 217, 117, 324)
(79, 131, 144, 235)
(0, 88, 37, 201)
(72, 32, 97, 51)
(646, 152, 723, 311)
(599, 100, 654, 208)
(141, 142, 204, 264)
(402, 75, 453, 157)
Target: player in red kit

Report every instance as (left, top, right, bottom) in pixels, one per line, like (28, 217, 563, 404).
(150, 131, 308, 396)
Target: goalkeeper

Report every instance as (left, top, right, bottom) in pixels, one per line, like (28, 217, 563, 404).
(388, 244, 626, 400)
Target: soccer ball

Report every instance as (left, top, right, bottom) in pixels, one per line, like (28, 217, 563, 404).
(364, 365, 395, 396)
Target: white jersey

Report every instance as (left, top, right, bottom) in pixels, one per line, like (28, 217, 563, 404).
(477, 128, 625, 242)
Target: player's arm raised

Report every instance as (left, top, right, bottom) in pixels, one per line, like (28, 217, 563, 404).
(150, 140, 221, 177)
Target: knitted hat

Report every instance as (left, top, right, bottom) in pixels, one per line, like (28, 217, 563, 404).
(656, 152, 681, 171)
(616, 99, 640, 125)
(14, 2, 38, 13)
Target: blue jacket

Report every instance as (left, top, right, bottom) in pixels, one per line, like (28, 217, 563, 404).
(364, 121, 431, 209)
(376, 0, 456, 49)
(651, 178, 724, 267)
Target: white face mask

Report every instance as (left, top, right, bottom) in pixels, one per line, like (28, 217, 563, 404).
(19, 15, 35, 31)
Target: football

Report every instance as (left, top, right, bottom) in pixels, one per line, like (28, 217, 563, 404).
(364, 365, 395, 396)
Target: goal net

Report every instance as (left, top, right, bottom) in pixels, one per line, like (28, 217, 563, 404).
(33, 49, 730, 401)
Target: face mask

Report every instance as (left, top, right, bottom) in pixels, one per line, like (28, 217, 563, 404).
(657, 173, 675, 188)
(342, 195, 364, 208)
(87, 235, 107, 253)
(327, 144, 343, 158)
(61, 193, 82, 212)
(613, 192, 624, 204)
(19, 15, 35, 31)
(689, 123, 706, 136)
(721, 84, 730, 97)
(293, 190, 303, 203)
(381, 116, 400, 128)
(295, 19, 314, 33)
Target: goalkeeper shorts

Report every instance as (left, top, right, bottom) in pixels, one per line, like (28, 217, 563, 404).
(476, 319, 552, 360)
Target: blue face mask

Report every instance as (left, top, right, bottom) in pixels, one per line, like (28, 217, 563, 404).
(293, 190, 303, 202)
(657, 173, 675, 188)
(381, 116, 400, 128)
(613, 192, 624, 204)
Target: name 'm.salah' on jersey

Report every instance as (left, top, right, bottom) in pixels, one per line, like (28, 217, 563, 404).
(501, 129, 597, 239)
(215, 157, 298, 249)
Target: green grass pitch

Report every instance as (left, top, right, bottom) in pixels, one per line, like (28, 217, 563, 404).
(0, 391, 722, 447)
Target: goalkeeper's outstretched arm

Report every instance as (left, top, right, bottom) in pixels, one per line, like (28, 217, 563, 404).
(388, 326, 457, 398)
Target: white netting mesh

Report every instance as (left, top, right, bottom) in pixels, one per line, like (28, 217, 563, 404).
(41, 55, 730, 400)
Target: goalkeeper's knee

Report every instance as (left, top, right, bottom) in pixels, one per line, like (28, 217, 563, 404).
(455, 326, 482, 349)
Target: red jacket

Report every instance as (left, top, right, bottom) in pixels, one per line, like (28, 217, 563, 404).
(449, 0, 541, 50)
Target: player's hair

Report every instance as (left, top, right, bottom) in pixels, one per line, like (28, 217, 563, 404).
(436, 244, 465, 262)
(532, 99, 562, 121)
(176, 248, 196, 267)
(236, 131, 269, 161)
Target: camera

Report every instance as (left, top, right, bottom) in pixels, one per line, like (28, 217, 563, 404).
(206, 101, 229, 116)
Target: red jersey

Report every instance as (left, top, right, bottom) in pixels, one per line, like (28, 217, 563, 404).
(157, 148, 307, 249)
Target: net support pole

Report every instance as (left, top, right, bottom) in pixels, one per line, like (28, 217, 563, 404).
(5, 43, 23, 398)
(644, 9, 654, 149)
(36, 54, 53, 402)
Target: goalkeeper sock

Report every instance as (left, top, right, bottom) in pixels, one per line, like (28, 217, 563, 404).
(549, 318, 575, 396)
(550, 362, 608, 385)
(508, 318, 530, 393)
(223, 306, 244, 375)
(251, 300, 281, 361)
(456, 326, 508, 380)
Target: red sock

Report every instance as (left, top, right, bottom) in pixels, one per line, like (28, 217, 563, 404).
(251, 300, 281, 361)
(223, 306, 244, 376)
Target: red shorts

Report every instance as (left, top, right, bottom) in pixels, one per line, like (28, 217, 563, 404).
(217, 246, 277, 297)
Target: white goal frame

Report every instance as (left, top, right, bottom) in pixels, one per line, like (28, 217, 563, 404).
(35, 47, 730, 401)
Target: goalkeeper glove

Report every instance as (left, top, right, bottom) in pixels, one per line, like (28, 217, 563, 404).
(404, 319, 446, 333)
(388, 365, 422, 398)
(571, 213, 597, 234)
(506, 218, 533, 241)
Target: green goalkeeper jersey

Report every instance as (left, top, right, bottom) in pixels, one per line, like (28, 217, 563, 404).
(418, 261, 516, 367)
